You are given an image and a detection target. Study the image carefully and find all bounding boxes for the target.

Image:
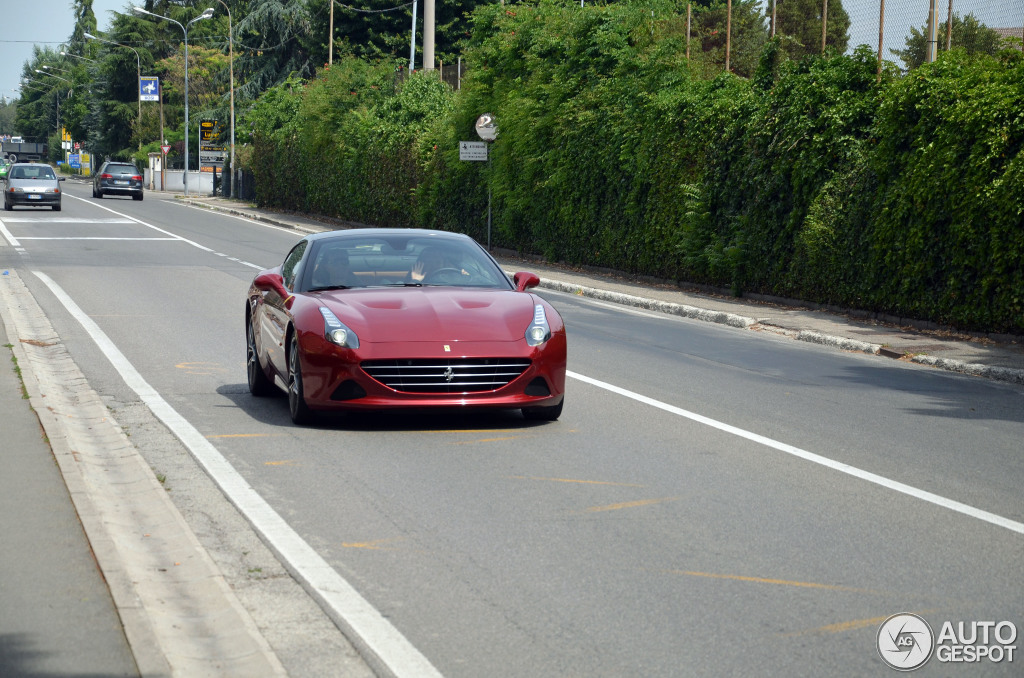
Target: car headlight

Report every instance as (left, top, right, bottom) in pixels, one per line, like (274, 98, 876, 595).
(319, 307, 359, 349)
(525, 304, 551, 346)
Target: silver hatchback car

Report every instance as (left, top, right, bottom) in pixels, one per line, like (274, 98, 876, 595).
(4, 163, 64, 211)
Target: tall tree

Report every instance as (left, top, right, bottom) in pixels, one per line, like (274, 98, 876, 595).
(688, 0, 769, 78)
(892, 13, 1006, 70)
(234, 0, 317, 99)
(774, 0, 849, 60)
(69, 0, 99, 55)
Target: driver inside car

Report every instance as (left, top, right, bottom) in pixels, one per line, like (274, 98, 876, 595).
(409, 246, 469, 283)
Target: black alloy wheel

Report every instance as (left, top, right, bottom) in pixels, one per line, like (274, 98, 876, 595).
(247, 321, 275, 397)
(288, 334, 315, 425)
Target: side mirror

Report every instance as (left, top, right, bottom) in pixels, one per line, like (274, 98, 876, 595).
(513, 271, 540, 292)
(253, 272, 288, 300)
(58, 177, 66, 182)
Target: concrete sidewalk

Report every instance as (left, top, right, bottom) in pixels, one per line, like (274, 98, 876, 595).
(183, 194, 1024, 386)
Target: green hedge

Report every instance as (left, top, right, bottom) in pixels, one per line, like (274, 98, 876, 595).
(243, 0, 1024, 334)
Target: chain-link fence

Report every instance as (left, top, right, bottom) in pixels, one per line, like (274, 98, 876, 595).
(838, 0, 1023, 69)
(413, 1, 1021, 87)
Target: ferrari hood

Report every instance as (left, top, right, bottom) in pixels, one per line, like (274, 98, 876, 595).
(318, 288, 539, 343)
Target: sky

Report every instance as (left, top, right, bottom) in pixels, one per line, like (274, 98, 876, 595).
(0, 0, 124, 102)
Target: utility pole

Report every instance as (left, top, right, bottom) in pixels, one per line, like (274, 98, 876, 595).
(877, 0, 886, 81)
(821, 0, 829, 55)
(423, 0, 434, 70)
(926, 0, 939, 62)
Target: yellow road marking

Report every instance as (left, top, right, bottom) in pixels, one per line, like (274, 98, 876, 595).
(583, 497, 679, 512)
(511, 476, 645, 487)
(341, 538, 404, 550)
(664, 570, 877, 593)
(402, 429, 520, 434)
(264, 460, 298, 466)
(175, 361, 227, 375)
(790, 616, 892, 636)
(782, 611, 939, 637)
(454, 436, 519, 444)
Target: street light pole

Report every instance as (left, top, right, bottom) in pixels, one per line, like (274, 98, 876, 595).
(131, 6, 214, 196)
(214, 0, 236, 198)
(61, 50, 98, 63)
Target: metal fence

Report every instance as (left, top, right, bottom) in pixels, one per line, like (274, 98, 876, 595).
(756, 0, 1023, 70)
(401, 1, 1021, 88)
(840, 0, 1023, 67)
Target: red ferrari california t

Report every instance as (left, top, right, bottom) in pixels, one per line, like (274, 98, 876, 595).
(246, 229, 566, 424)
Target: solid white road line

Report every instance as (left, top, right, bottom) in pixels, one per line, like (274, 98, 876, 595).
(567, 370, 1024, 535)
(33, 269, 445, 678)
(0, 218, 21, 247)
(65, 194, 216, 252)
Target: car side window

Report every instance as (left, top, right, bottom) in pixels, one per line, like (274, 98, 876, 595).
(281, 241, 308, 291)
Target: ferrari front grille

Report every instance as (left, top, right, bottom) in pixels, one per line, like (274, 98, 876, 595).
(361, 358, 531, 393)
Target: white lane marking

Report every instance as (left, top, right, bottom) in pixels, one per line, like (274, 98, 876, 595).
(0, 217, 136, 223)
(18, 237, 183, 241)
(0, 218, 20, 247)
(33, 270, 444, 678)
(567, 370, 1024, 535)
(47, 192, 268, 270)
(66, 194, 216, 252)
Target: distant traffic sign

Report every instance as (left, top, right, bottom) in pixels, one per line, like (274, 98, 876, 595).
(140, 77, 160, 102)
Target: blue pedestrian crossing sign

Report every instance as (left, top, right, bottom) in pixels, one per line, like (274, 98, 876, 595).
(139, 77, 159, 102)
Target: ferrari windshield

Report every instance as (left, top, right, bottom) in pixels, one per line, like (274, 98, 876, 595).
(300, 234, 512, 291)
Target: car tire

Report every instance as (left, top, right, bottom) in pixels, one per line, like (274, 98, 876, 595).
(3, 199, 10, 211)
(133, 193, 143, 201)
(52, 203, 60, 211)
(96, 189, 103, 198)
(522, 397, 563, 421)
(288, 334, 315, 425)
(247, 321, 276, 397)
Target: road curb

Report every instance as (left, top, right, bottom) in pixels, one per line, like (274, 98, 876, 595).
(911, 355, 1024, 385)
(536, 278, 758, 329)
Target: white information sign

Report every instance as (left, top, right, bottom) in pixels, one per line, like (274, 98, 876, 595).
(460, 141, 488, 162)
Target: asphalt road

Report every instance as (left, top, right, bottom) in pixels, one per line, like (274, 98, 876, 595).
(3, 182, 1021, 677)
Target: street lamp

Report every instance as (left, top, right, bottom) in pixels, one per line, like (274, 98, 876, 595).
(84, 32, 141, 133)
(41, 64, 74, 75)
(131, 6, 213, 196)
(61, 50, 98, 63)
(213, 0, 235, 198)
(34, 70, 73, 86)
